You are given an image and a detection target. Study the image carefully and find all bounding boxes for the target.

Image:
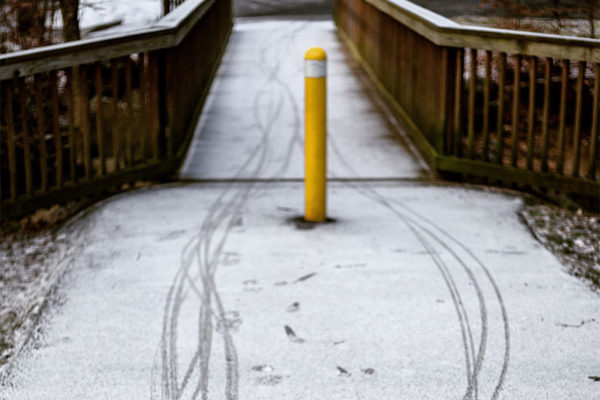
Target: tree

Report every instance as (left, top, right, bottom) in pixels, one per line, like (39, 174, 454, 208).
(0, 0, 80, 53)
(581, 0, 597, 38)
(58, 0, 79, 41)
(479, 0, 599, 38)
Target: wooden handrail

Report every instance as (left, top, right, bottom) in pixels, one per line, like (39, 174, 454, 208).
(1, 0, 232, 219)
(335, 0, 599, 200)
(0, 0, 215, 80)
(365, 0, 600, 62)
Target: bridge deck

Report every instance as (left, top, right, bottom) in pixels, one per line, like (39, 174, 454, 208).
(2, 18, 599, 400)
(180, 19, 425, 181)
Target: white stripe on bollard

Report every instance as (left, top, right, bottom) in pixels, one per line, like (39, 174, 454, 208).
(305, 59, 327, 78)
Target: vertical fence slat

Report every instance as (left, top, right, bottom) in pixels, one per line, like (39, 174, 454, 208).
(125, 57, 134, 167)
(510, 54, 521, 167)
(139, 53, 148, 161)
(149, 54, 160, 160)
(571, 61, 584, 177)
(18, 78, 32, 196)
(50, 71, 63, 187)
(4, 82, 17, 200)
(496, 52, 506, 165)
(95, 62, 106, 176)
(66, 70, 77, 183)
(467, 48, 476, 159)
(436, 47, 449, 153)
(589, 64, 599, 179)
(453, 48, 463, 156)
(165, 53, 174, 157)
(526, 57, 536, 170)
(541, 58, 551, 172)
(482, 50, 491, 161)
(80, 66, 92, 179)
(557, 59, 569, 174)
(111, 60, 120, 172)
(35, 76, 48, 192)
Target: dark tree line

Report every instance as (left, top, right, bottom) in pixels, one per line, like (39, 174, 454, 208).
(0, 0, 80, 53)
(480, 0, 598, 37)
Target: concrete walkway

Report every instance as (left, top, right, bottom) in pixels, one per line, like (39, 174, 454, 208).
(1, 19, 599, 400)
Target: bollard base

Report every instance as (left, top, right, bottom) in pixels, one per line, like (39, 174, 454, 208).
(289, 216, 336, 230)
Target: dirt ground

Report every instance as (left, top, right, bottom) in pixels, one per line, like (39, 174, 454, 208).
(520, 204, 600, 291)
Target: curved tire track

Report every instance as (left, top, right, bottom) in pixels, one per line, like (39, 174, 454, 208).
(153, 21, 308, 400)
(330, 134, 509, 399)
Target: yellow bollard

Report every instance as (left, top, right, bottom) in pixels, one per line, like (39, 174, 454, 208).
(304, 47, 327, 222)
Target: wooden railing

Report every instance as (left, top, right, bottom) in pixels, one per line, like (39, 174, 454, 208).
(335, 0, 599, 200)
(0, 0, 232, 219)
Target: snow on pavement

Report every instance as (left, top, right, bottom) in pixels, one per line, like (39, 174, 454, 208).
(80, 0, 162, 36)
(1, 16, 599, 400)
(1, 182, 599, 399)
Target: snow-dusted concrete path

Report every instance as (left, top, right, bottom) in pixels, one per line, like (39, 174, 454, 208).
(180, 19, 426, 180)
(2, 19, 599, 400)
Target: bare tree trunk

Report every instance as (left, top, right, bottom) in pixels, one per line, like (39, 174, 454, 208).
(16, 1, 47, 46)
(59, 0, 80, 41)
(58, 0, 82, 134)
(583, 0, 598, 38)
(552, 0, 563, 30)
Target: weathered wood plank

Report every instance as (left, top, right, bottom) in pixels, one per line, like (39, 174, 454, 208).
(571, 61, 584, 177)
(467, 48, 476, 159)
(589, 64, 599, 179)
(435, 47, 449, 153)
(1, 159, 178, 220)
(165, 52, 174, 157)
(453, 48, 463, 157)
(111, 60, 120, 172)
(149, 54, 160, 160)
(510, 54, 521, 167)
(541, 58, 551, 173)
(4, 82, 18, 200)
(496, 52, 505, 165)
(437, 155, 599, 197)
(139, 53, 148, 161)
(50, 71, 63, 187)
(125, 57, 134, 167)
(526, 57, 536, 170)
(66, 69, 77, 183)
(482, 50, 491, 161)
(80, 66, 92, 179)
(18, 78, 32, 196)
(557, 59, 569, 174)
(35, 76, 48, 193)
(95, 62, 106, 176)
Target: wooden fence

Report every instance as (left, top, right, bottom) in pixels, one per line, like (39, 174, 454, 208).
(0, 0, 232, 219)
(335, 0, 599, 200)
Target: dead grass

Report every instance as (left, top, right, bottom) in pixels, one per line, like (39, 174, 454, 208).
(520, 203, 600, 292)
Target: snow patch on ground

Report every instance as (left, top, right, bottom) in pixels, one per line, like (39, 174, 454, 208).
(79, 0, 163, 36)
(0, 220, 89, 379)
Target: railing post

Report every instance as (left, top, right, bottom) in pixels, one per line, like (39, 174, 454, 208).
(156, 49, 169, 158)
(437, 47, 454, 156)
